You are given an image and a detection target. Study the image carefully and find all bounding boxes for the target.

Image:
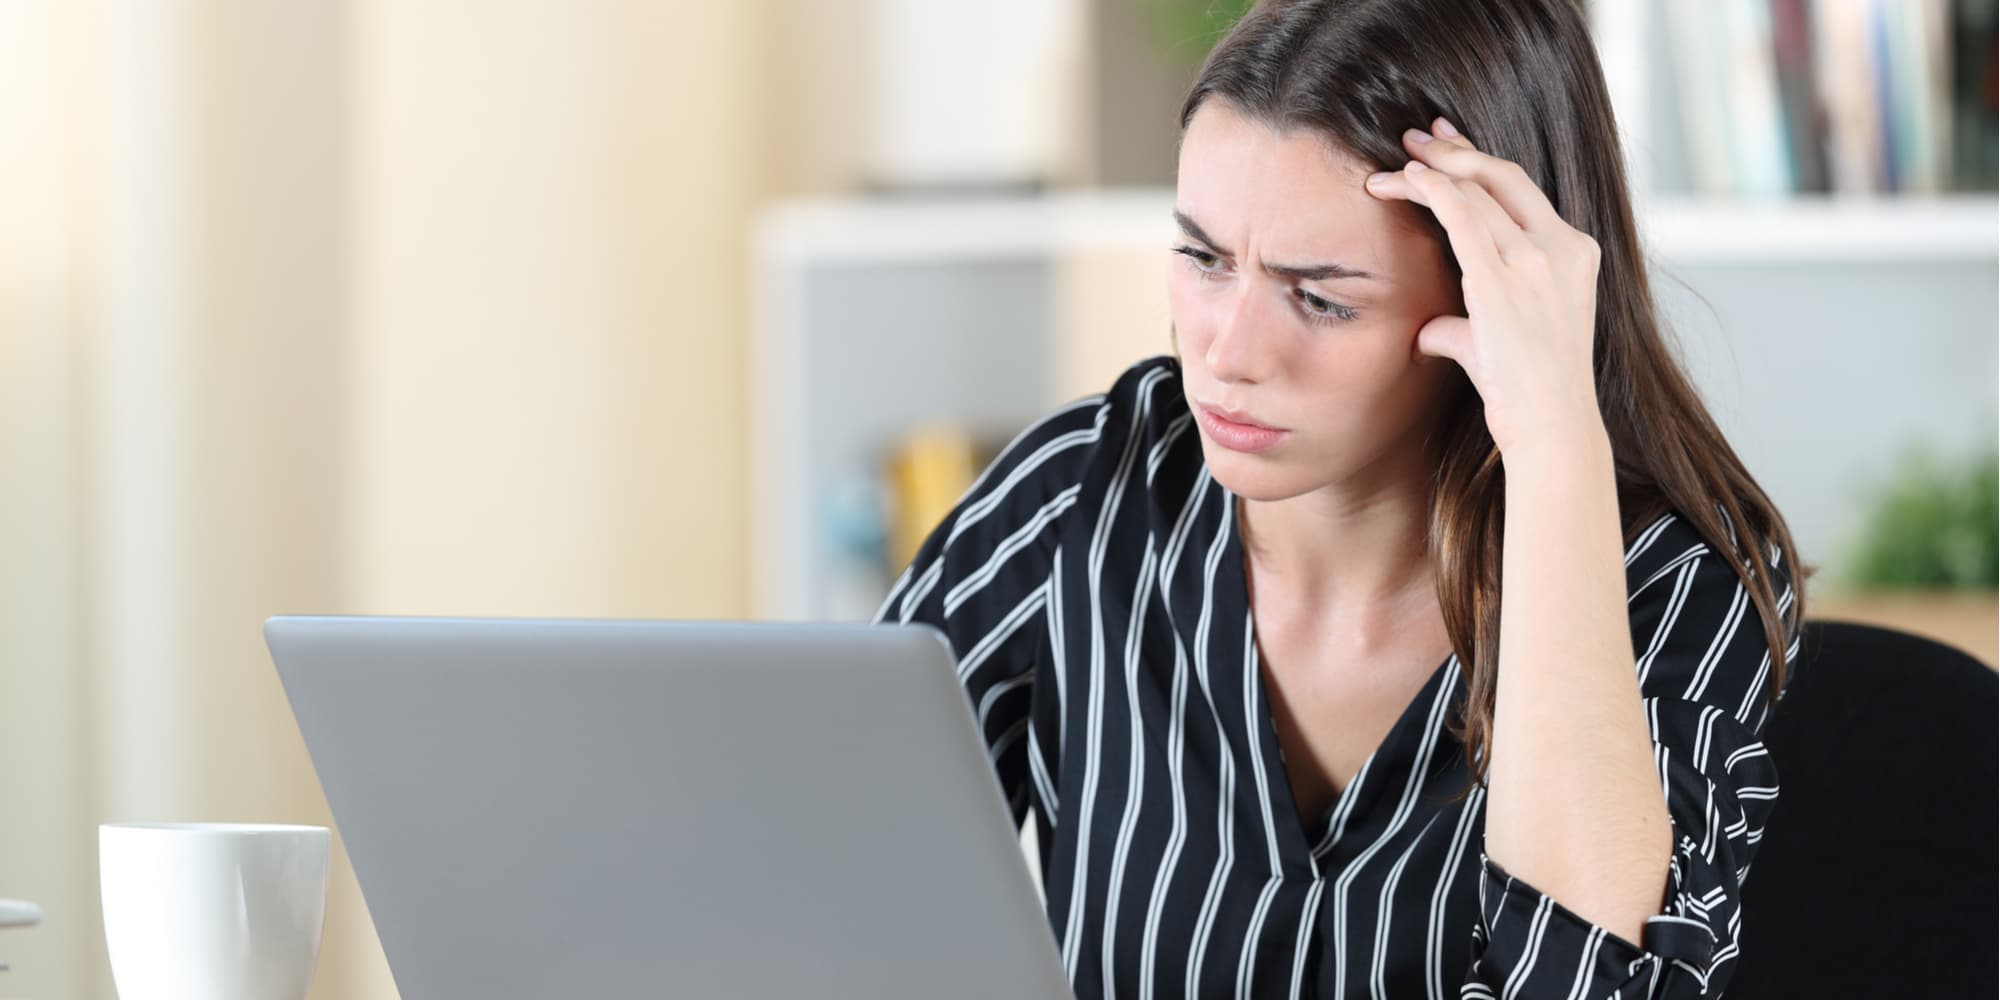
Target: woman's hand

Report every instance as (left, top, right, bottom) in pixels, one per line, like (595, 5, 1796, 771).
(1362, 116, 1606, 465)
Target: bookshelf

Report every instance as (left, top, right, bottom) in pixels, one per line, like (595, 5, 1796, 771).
(1634, 193, 1995, 261)
(1640, 194, 2000, 262)
(750, 0, 1999, 625)
(1592, 0, 1995, 202)
(754, 189, 1998, 265)
(748, 193, 1172, 622)
(749, 190, 1995, 622)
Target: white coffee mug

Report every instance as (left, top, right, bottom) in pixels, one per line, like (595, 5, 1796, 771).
(99, 823, 330, 1000)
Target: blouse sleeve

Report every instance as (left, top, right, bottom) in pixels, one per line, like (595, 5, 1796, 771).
(1461, 511, 1800, 999)
(869, 391, 1112, 828)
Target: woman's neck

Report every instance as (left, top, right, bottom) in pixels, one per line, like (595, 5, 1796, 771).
(1237, 472, 1437, 636)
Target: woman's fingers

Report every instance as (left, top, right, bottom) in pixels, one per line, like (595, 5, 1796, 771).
(1402, 119, 1568, 236)
(1368, 161, 1504, 296)
(1455, 178, 1544, 268)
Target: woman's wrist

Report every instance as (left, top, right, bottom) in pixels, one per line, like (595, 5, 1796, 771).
(1499, 420, 1613, 481)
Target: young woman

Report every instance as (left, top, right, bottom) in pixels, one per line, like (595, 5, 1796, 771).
(875, 1, 1805, 996)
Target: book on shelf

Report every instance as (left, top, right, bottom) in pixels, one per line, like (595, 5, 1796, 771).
(1660, 0, 1996, 198)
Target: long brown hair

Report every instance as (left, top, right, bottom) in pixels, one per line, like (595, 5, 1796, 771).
(1179, 0, 1810, 784)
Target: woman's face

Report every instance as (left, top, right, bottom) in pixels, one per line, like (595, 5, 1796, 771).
(1170, 101, 1465, 503)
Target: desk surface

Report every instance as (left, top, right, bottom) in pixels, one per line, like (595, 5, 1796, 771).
(1807, 590, 1998, 668)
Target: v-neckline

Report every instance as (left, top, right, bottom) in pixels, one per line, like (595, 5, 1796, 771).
(1220, 485, 1458, 862)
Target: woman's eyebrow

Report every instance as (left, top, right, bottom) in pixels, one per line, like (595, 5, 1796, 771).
(1173, 208, 1383, 283)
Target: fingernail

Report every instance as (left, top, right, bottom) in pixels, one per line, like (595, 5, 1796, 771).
(1406, 127, 1433, 144)
(1406, 159, 1428, 173)
(1366, 171, 1394, 187)
(1435, 117, 1461, 138)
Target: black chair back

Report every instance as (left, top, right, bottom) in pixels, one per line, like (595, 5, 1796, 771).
(1731, 620, 1998, 997)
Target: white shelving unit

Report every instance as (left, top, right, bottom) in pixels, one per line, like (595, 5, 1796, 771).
(757, 188, 1997, 265)
(750, 0, 1999, 623)
(750, 188, 1996, 620)
(750, 195, 1169, 621)
(754, 189, 1175, 264)
(1635, 194, 1997, 261)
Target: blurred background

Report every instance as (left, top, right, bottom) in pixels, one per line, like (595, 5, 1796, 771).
(0, 0, 1993, 997)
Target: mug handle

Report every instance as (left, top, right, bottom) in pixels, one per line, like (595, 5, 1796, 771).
(0, 899, 44, 971)
(0, 900, 41, 929)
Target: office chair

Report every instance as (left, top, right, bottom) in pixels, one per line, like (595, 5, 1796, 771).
(1729, 620, 1998, 998)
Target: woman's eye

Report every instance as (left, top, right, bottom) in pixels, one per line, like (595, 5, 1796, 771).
(1295, 288, 1358, 323)
(1172, 244, 1355, 322)
(1172, 245, 1224, 277)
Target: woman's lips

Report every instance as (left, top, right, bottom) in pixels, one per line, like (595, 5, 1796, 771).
(1194, 402, 1289, 453)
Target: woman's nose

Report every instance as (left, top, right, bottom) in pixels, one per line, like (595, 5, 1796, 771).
(1205, 284, 1277, 385)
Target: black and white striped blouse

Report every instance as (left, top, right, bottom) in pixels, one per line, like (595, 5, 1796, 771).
(874, 354, 1799, 999)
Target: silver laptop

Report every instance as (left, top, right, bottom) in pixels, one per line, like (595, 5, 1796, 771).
(264, 616, 1072, 999)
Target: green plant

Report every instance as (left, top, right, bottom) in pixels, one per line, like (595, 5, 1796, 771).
(1143, 0, 1258, 67)
(1848, 439, 1999, 588)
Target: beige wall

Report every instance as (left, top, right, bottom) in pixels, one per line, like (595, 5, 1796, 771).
(771, 0, 872, 196)
(0, 1, 91, 994)
(345, 0, 764, 621)
(1052, 250, 1176, 404)
(0, 2, 771, 997)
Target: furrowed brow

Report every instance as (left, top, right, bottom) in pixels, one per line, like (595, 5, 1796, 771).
(1173, 209, 1381, 283)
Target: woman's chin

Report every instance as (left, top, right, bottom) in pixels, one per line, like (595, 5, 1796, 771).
(1202, 444, 1314, 502)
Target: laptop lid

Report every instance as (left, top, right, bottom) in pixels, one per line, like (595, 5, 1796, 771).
(265, 616, 1071, 999)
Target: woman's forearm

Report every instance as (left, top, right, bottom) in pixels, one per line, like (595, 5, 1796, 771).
(1481, 427, 1673, 946)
